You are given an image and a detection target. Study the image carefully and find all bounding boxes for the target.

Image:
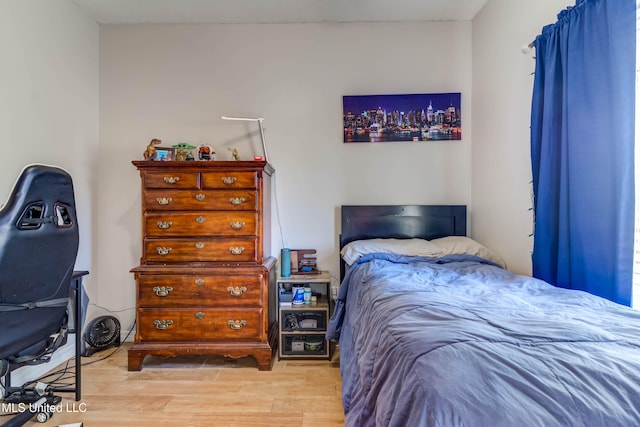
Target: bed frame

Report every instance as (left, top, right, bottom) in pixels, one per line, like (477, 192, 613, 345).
(339, 205, 467, 280)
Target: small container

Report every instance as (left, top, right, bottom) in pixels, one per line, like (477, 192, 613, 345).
(281, 248, 291, 278)
(304, 340, 324, 352)
(279, 290, 293, 303)
(292, 285, 304, 305)
(303, 287, 312, 304)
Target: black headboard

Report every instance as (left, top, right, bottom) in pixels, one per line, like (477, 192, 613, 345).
(339, 205, 467, 280)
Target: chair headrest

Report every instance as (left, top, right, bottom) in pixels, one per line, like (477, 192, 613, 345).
(0, 165, 79, 304)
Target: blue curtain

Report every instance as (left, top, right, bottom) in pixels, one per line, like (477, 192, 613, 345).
(530, 0, 635, 305)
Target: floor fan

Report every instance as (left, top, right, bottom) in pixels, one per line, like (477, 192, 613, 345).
(82, 315, 121, 356)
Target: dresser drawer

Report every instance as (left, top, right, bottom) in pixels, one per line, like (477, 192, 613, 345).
(137, 274, 262, 307)
(145, 237, 257, 262)
(144, 190, 257, 211)
(143, 172, 199, 189)
(137, 308, 262, 341)
(202, 171, 257, 189)
(145, 212, 257, 237)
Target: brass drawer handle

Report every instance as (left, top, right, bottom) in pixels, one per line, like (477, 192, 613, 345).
(156, 247, 172, 255)
(222, 176, 237, 185)
(195, 216, 206, 224)
(194, 278, 205, 286)
(163, 176, 180, 184)
(156, 197, 172, 205)
(153, 286, 173, 297)
(153, 319, 173, 330)
(229, 197, 246, 206)
(229, 221, 245, 230)
(227, 286, 247, 297)
(195, 193, 205, 201)
(195, 242, 205, 249)
(229, 246, 245, 255)
(157, 221, 172, 229)
(195, 312, 205, 320)
(228, 320, 247, 330)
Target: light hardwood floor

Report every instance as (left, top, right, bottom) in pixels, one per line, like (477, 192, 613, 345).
(15, 343, 345, 426)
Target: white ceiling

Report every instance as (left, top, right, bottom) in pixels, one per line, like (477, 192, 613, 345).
(71, 0, 489, 24)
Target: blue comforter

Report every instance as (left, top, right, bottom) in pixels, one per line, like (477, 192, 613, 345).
(327, 253, 640, 427)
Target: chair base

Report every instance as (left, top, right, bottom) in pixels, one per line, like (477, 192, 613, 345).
(1, 390, 62, 426)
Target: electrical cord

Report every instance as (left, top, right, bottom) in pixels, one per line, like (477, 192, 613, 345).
(1, 304, 135, 418)
(88, 302, 134, 314)
(0, 317, 132, 404)
(0, 318, 135, 403)
(284, 314, 299, 329)
(272, 171, 286, 248)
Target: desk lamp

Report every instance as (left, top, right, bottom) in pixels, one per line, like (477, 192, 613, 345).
(221, 116, 269, 163)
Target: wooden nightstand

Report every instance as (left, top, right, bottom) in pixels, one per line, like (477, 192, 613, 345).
(277, 271, 333, 360)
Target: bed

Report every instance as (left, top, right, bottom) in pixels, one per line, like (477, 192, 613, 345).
(327, 205, 640, 427)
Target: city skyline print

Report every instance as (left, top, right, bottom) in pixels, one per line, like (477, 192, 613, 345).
(343, 92, 461, 143)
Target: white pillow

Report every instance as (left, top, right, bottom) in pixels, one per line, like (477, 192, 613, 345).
(341, 238, 443, 265)
(430, 236, 506, 268)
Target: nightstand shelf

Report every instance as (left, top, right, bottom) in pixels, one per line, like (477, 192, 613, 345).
(277, 271, 332, 360)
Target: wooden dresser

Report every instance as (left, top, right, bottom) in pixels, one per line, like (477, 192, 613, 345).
(129, 160, 277, 371)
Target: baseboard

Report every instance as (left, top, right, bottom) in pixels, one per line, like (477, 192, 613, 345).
(2, 334, 76, 392)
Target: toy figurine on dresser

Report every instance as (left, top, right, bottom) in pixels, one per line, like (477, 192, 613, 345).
(198, 144, 215, 161)
(143, 139, 162, 160)
(172, 143, 196, 161)
(228, 147, 241, 161)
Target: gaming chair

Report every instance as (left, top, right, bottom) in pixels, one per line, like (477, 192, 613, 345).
(0, 165, 79, 424)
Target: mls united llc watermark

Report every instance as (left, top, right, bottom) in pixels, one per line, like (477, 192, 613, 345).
(1, 401, 87, 414)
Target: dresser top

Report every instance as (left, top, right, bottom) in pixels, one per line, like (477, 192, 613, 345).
(132, 160, 275, 174)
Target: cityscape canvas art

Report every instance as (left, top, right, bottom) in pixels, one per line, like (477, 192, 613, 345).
(343, 92, 461, 143)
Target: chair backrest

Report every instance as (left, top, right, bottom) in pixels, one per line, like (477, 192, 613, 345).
(0, 165, 79, 304)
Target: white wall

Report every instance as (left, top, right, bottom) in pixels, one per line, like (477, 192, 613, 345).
(99, 22, 472, 329)
(471, 0, 571, 274)
(0, 1, 98, 284)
